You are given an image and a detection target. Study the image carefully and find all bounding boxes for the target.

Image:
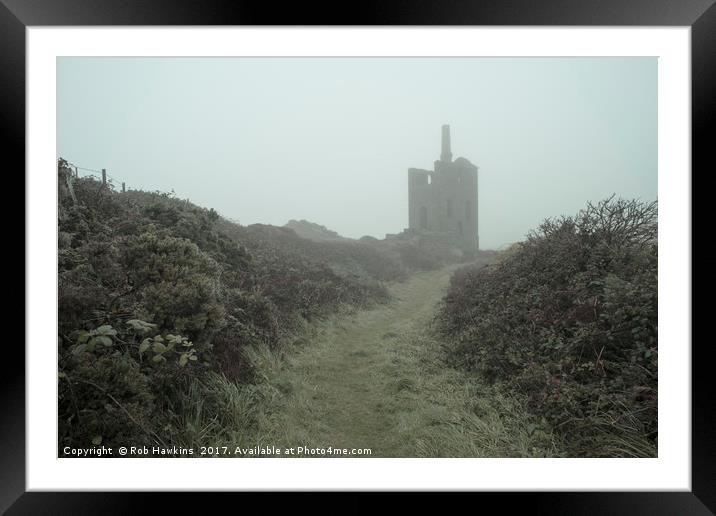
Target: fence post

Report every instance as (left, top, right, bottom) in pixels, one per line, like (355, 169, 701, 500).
(65, 172, 77, 206)
(122, 182, 126, 193)
(102, 168, 106, 186)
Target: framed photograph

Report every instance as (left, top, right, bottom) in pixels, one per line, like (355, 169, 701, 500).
(9, 0, 712, 512)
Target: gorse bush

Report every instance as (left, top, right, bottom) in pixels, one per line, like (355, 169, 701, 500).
(123, 231, 224, 337)
(438, 196, 657, 457)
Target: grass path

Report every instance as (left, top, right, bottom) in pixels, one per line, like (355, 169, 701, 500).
(249, 265, 560, 457)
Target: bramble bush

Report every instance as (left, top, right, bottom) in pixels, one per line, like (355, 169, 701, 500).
(438, 196, 657, 457)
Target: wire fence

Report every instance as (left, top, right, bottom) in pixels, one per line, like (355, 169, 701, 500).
(63, 159, 127, 193)
(60, 158, 192, 209)
(59, 158, 131, 208)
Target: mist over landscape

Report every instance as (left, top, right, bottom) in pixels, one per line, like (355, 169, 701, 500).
(58, 57, 656, 249)
(57, 57, 658, 460)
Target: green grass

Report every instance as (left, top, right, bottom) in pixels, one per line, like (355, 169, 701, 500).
(187, 265, 563, 457)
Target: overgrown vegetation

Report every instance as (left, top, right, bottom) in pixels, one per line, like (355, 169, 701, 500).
(438, 197, 657, 457)
(57, 159, 462, 453)
(58, 158, 655, 458)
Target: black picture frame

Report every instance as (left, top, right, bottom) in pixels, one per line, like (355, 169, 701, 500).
(6, 0, 713, 513)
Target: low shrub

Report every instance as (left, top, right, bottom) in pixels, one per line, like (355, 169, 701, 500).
(438, 196, 657, 457)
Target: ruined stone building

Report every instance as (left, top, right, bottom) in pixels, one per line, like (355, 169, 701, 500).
(408, 125, 479, 252)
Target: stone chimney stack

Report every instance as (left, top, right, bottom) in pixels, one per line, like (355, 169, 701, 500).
(441, 124, 452, 163)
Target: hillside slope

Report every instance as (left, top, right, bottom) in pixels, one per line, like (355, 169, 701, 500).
(57, 159, 397, 450)
(284, 219, 352, 243)
(57, 158, 472, 451)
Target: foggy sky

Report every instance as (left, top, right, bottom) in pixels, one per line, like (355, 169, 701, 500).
(57, 57, 656, 249)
